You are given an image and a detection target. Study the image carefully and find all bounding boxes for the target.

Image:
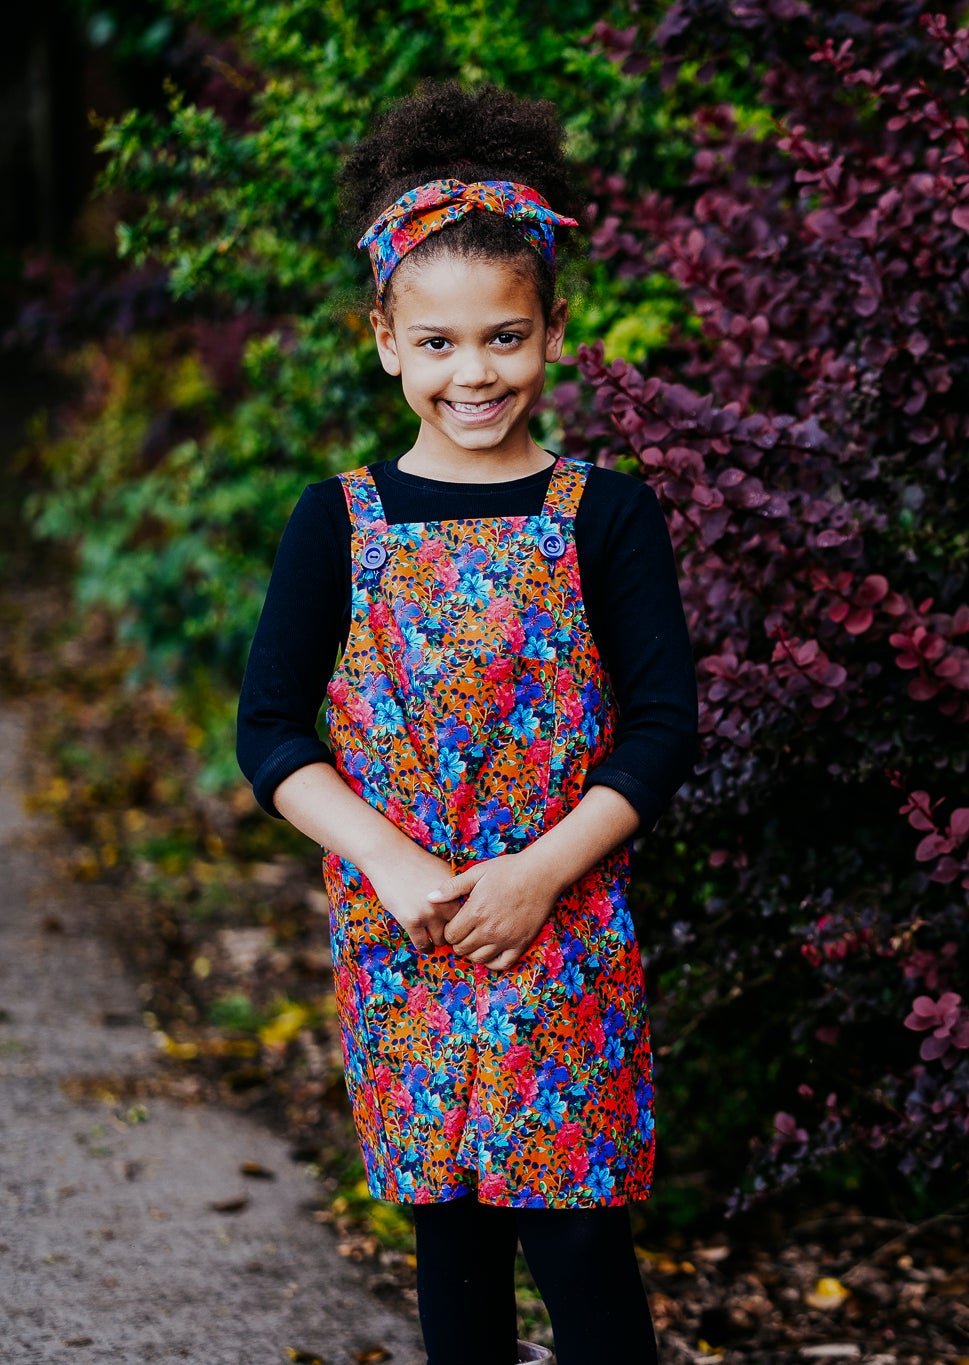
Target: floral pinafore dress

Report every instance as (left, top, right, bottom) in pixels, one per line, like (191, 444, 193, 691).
(321, 456, 655, 1208)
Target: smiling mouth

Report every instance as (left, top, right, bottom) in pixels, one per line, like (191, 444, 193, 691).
(444, 395, 510, 415)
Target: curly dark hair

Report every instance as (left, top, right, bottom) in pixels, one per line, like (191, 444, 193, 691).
(340, 80, 585, 318)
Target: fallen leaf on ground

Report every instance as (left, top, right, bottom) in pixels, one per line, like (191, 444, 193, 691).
(805, 1277, 850, 1309)
(239, 1159, 276, 1179)
(207, 1193, 248, 1213)
(259, 1003, 311, 1046)
(156, 1032, 198, 1060)
(638, 1248, 696, 1275)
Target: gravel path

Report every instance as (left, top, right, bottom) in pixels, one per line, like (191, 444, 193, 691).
(0, 705, 425, 1365)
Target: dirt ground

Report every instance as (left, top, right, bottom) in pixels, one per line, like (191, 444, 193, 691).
(3, 687, 968, 1365)
(0, 703, 425, 1365)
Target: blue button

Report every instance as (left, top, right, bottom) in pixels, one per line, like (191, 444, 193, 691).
(539, 530, 566, 560)
(361, 541, 387, 569)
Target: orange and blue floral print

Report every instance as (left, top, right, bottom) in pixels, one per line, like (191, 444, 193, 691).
(321, 457, 655, 1207)
(356, 178, 579, 302)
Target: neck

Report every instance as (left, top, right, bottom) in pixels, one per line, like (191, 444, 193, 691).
(399, 432, 554, 484)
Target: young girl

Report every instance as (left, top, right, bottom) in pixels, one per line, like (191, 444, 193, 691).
(237, 81, 698, 1365)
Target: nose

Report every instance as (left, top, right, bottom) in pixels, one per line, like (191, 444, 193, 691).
(452, 347, 498, 389)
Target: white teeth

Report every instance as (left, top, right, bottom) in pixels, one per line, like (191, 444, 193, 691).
(448, 398, 504, 413)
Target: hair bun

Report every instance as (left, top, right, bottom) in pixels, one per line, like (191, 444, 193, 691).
(340, 81, 583, 239)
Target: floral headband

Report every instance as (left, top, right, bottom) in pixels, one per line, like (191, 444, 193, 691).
(357, 178, 579, 303)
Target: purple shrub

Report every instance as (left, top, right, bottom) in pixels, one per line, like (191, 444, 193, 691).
(556, 4, 969, 1205)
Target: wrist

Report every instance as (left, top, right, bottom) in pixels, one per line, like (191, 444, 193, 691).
(518, 787, 639, 898)
(356, 818, 426, 878)
(516, 838, 574, 902)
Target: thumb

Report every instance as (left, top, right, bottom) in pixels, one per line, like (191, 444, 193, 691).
(427, 867, 482, 903)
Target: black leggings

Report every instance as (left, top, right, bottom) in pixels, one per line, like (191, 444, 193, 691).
(412, 1194, 658, 1365)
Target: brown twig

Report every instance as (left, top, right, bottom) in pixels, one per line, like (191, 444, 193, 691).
(840, 1201, 969, 1285)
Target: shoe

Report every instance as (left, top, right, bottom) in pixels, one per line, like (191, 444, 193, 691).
(517, 1343, 554, 1363)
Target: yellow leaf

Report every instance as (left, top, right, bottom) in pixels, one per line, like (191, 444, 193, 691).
(636, 1248, 694, 1275)
(205, 1037, 260, 1057)
(192, 955, 212, 979)
(805, 1276, 850, 1309)
(369, 1201, 412, 1241)
(155, 1031, 199, 1060)
(73, 847, 100, 881)
(259, 1003, 311, 1047)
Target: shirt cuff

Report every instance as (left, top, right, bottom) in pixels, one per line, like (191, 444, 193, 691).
(250, 737, 335, 817)
(581, 764, 665, 833)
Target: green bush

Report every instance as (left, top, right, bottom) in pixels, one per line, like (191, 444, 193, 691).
(29, 0, 695, 725)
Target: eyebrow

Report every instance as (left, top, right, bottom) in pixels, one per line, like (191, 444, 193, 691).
(405, 317, 535, 334)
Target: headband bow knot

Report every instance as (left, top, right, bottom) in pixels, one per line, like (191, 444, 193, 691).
(357, 178, 578, 302)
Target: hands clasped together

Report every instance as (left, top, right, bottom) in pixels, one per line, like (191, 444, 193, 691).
(365, 841, 558, 972)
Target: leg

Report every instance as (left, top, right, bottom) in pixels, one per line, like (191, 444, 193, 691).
(515, 1205, 658, 1365)
(412, 1193, 520, 1365)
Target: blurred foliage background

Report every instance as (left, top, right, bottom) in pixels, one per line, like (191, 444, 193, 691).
(3, 5, 968, 1318)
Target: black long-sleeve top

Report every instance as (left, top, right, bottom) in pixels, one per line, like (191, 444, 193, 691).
(236, 454, 698, 832)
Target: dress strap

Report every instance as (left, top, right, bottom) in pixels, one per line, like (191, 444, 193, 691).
(338, 456, 589, 528)
(541, 455, 590, 523)
(337, 464, 388, 533)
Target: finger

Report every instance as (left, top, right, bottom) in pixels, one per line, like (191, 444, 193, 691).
(465, 942, 503, 965)
(427, 866, 484, 905)
(444, 920, 488, 955)
(443, 914, 492, 954)
(441, 907, 476, 945)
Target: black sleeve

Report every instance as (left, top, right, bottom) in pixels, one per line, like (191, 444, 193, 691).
(579, 476, 699, 831)
(235, 481, 350, 817)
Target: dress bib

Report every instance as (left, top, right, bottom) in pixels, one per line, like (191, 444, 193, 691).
(321, 457, 655, 1207)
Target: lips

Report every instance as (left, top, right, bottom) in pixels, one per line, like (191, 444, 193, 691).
(442, 394, 512, 423)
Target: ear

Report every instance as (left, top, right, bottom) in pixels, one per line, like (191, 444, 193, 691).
(544, 298, 569, 364)
(370, 306, 402, 377)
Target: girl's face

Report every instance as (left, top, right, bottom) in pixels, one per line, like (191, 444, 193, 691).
(370, 254, 568, 474)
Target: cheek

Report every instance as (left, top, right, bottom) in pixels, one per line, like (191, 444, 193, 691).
(506, 346, 547, 384)
(398, 356, 438, 393)
(403, 369, 451, 415)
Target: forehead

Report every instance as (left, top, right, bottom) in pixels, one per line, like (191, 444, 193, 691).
(390, 253, 543, 327)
